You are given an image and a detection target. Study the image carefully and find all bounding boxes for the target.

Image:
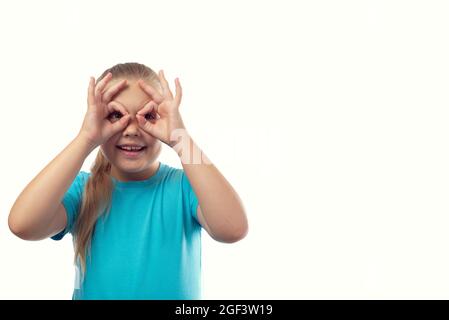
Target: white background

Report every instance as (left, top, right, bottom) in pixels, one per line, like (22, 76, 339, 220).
(1, 0, 448, 299)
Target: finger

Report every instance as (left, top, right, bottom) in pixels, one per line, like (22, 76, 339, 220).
(174, 77, 182, 108)
(106, 113, 131, 136)
(159, 70, 173, 99)
(137, 101, 159, 131)
(136, 112, 156, 136)
(137, 101, 158, 118)
(88, 77, 95, 109)
(107, 101, 129, 117)
(137, 80, 164, 104)
(94, 72, 113, 97)
(103, 79, 128, 103)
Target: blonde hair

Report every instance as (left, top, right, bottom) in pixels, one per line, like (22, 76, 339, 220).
(73, 62, 161, 275)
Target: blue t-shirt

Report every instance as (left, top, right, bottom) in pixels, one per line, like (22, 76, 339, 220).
(51, 162, 202, 300)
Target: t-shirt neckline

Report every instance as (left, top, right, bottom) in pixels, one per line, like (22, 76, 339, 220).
(111, 162, 166, 188)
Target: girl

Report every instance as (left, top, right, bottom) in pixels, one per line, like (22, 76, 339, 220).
(8, 62, 248, 300)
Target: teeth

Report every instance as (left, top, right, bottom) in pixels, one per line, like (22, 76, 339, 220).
(120, 146, 143, 151)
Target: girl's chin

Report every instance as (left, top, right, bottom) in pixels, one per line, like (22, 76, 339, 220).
(114, 162, 146, 174)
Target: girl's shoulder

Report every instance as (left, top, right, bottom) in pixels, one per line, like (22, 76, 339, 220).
(74, 170, 91, 183)
(80, 170, 91, 177)
(79, 170, 91, 180)
(161, 163, 194, 191)
(161, 163, 185, 180)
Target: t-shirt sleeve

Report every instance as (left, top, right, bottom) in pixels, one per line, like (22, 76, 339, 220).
(181, 170, 200, 224)
(51, 171, 89, 241)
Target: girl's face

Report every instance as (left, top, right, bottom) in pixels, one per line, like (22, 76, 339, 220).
(100, 77, 163, 182)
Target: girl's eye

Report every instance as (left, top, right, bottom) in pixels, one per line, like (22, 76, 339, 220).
(145, 112, 156, 120)
(108, 111, 123, 120)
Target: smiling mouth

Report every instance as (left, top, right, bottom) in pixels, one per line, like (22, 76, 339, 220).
(116, 146, 146, 151)
(116, 146, 147, 157)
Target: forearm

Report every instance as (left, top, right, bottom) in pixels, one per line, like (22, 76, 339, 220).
(8, 134, 96, 236)
(174, 131, 248, 241)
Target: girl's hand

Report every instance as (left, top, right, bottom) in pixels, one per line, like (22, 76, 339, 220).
(136, 70, 187, 147)
(78, 72, 131, 147)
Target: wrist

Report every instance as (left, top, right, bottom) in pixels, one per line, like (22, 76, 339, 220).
(170, 130, 212, 165)
(169, 128, 191, 150)
(170, 128, 192, 160)
(75, 132, 98, 154)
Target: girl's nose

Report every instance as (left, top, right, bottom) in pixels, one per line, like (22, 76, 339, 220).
(123, 115, 141, 134)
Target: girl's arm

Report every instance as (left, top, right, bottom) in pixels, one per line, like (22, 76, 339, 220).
(136, 71, 248, 243)
(9, 74, 131, 241)
(8, 134, 95, 240)
(175, 131, 249, 243)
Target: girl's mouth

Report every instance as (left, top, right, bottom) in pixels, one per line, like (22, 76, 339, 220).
(116, 146, 147, 158)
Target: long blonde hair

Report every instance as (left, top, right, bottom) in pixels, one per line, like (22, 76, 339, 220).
(74, 62, 161, 275)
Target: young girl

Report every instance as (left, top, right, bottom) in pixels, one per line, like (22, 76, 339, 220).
(8, 62, 248, 300)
